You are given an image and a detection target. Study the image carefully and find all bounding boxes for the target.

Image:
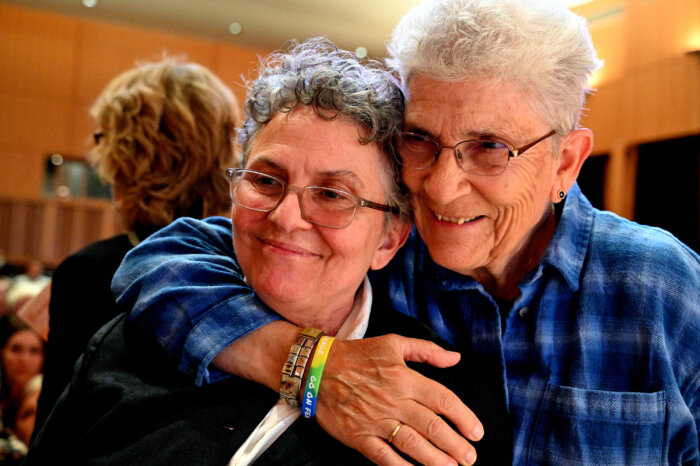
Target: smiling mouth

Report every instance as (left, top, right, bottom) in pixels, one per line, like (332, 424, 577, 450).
(433, 212, 483, 225)
(263, 239, 318, 257)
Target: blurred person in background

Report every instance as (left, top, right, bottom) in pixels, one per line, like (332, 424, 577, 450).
(33, 57, 241, 434)
(0, 317, 44, 433)
(5, 260, 49, 314)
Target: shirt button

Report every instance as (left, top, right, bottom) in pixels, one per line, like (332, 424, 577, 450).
(518, 306, 530, 318)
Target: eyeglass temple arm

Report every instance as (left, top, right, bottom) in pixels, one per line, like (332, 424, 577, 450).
(510, 130, 557, 158)
(359, 199, 396, 213)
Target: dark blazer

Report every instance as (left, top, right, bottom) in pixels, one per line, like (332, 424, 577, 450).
(25, 308, 512, 465)
(35, 227, 157, 434)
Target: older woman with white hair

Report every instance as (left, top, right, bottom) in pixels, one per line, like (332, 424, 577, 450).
(112, 1, 700, 465)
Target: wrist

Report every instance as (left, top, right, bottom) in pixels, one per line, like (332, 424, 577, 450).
(211, 320, 301, 391)
(279, 327, 325, 406)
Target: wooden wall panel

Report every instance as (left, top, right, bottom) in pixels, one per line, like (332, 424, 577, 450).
(587, 13, 626, 88)
(626, 0, 700, 69)
(0, 3, 267, 201)
(0, 93, 73, 154)
(0, 4, 79, 99)
(0, 3, 271, 267)
(0, 147, 44, 200)
(73, 20, 219, 103)
(212, 43, 267, 109)
(0, 197, 119, 267)
(623, 56, 700, 144)
(64, 97, 97, 158)
(582, 83, 624, 154)
(574, 0, 700, 219)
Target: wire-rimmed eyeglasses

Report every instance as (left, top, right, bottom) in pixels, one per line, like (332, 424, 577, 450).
(396, 130, 557, 176)
(225, 168, 394, 229)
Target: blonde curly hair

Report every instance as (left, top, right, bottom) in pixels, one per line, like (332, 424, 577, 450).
(90, 58, 240, 230)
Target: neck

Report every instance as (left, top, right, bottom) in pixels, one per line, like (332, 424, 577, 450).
(287, 289, 360, 337)
(473, 206, 557, 300)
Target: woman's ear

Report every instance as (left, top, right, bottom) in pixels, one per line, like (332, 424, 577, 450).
(551, 128, 593, 202)
(370, 218, 412, 270)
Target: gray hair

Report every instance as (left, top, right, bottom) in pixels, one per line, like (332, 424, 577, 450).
(239, 37, 410, 221)
(387, 0, 603, 134)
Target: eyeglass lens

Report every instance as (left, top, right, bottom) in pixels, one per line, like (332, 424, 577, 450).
(397, 133, 511, 176)
(231, 170, 358, 228)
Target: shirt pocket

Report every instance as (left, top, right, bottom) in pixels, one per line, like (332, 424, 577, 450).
(527, 383, 667, 466)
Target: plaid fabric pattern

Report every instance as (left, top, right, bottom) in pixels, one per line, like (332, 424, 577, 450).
(383, 183, 700, 465)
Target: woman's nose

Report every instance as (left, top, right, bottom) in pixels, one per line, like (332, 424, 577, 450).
(268, 190, 313, 232)
(422, 148, 473, 204)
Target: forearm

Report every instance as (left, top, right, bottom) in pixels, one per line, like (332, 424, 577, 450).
(211, 320, 301, 391)
(113, 217, 281, 384)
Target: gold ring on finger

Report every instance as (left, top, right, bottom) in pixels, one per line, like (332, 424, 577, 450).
(388, 422, 404, 444)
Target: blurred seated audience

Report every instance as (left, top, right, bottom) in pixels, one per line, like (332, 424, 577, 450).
(34, 57, 240, 434)
(5, 261, 49, 314)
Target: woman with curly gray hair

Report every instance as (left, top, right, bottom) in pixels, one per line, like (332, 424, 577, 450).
(25, 38, 516, 466)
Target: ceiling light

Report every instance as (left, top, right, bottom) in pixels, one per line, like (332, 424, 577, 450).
(81, 0, 98, 8)
(228, 22, 242, 35)
(50, 153, 64, 166)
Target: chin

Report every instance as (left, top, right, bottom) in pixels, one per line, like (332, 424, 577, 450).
(255, 279, 310, 313)
(425, 239, 483, 273)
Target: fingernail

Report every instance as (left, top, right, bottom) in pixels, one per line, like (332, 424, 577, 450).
(465, 450, 476, 465)
(472, 423, 484, 440)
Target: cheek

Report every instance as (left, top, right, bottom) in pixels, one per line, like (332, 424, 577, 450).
(2, 352, 17, 366)
(491, 169, 550, 242)
(324, 223, 382, 267)
(30, 352, 44, 368)
(232, 206, 262, 233)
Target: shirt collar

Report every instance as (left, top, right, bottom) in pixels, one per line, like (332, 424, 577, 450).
(537, 182, 593, 291)
(335, 276, 372, 340)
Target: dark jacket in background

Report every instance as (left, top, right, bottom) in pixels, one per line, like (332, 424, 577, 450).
(34, 226, 157, 434)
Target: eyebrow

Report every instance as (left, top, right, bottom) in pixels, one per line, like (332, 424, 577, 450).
(248, 156, 365, 188)
(405, 126, 506, 143)
(317, 170, 364, 190)
(248, 156, 285, 172)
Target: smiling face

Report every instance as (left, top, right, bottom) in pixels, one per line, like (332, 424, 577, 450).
(232, 107, 409, 334)
(402, 74, 586, 288)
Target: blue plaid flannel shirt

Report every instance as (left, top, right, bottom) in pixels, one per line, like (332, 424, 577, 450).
(383, 183, 699, 464)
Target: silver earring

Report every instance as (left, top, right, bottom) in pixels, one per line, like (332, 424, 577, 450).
(558, 190, 565, 199)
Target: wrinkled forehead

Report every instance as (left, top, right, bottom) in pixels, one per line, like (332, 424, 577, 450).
(403, 74, 545, 140)
(243, 106, 379, 162)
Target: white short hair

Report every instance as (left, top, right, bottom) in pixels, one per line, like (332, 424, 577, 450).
(387, 0, 603, 133)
